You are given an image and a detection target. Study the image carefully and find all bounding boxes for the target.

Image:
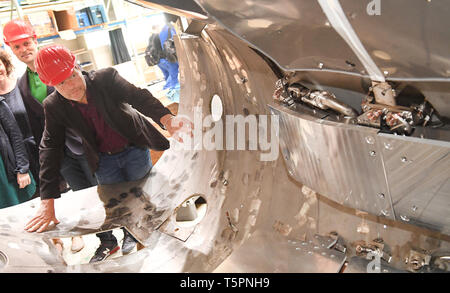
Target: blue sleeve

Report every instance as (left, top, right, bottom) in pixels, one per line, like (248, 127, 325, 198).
(159, 25, 176, 47)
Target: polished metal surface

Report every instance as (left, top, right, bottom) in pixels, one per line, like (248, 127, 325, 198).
(339, 0, 450, 80)
(270, 102, 450, 234)
(379, 134, 450, 233)
(195, 0, 366, 74)
(317, 0, 385, 82)
(214, 231, 347, 273)
(134, 0, 207, 19)
(195, 0, 450, 80)
(194, 0, 450, 120)
(270, 102, 395, 221)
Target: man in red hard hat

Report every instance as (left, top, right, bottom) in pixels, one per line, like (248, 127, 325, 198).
(24, 44, 191, 262)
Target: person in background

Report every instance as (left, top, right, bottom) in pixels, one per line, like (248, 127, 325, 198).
(0, 50, 35, 208)
(154, 13, 180, 102)
(2, 23, 41, 197)
(3, 19, 89, 253)
(24, 44, 192, 262)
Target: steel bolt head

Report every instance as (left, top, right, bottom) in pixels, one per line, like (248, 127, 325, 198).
(365, 136, 375, 145)
(400, 215, 410, 222)
(380, 210, 389, 216)
(384, 142, 393, 150)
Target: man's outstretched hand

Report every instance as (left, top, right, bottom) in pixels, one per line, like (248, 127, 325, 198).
(160, 114, 194, 143)
(25, 198, 60, 233)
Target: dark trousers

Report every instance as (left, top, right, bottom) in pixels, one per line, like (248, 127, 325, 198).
(61, 147, 118, 246)
(94, 146, 151, 245)
(60, 147, 97, 191)
(26, 142, 41, 199)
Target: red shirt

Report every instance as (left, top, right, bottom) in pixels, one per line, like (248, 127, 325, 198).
(71, 91, 128, 153)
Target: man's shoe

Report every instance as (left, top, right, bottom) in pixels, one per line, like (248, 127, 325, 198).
(89, 241, 120, 263)
(121, 232, 137, 255)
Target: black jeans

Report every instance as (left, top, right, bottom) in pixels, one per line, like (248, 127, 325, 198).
(60, 147, 97, 191)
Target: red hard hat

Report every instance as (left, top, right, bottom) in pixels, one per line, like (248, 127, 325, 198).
(35, 44, 76, 86)
(3, 19, 36, 45)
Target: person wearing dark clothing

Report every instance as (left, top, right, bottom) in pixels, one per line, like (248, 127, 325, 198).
(158, 14, 180, 102)
(4, 19, 97, 197)
(145, 14, 180, 102)
(158, 24, 179, 90)
(0, 89, 35, 207)
(3, 72, 40, 193)
(0, 98, 36, 208)
(4, 18, 91, 253)
(18, 68, 97, 193)
(24, 45, 192, 263)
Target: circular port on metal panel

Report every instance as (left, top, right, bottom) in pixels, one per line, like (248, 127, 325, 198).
(210, 94, 223, 122)
(175, 195, 207, 227)
(0, 251, 8, 270)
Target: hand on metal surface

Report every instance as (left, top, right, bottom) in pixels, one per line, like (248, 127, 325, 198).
(24, 199, 60, 233)
(161, 114, 194, 143)
(17, 172, 31, 189)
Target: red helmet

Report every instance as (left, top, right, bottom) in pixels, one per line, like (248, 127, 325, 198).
(35, 44, 76, 86)
(3, 19, 36, 45)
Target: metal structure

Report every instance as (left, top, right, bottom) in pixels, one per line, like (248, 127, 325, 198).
(0, 0, 449, 273)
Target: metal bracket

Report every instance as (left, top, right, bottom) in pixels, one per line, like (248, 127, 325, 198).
(314, 232, 347, 254)
(405, 249, 431, 272)
(355, 238, 392, 263)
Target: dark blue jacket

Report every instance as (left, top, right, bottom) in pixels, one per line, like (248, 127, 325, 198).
(17, 72, 54, 150)
(0, 97, 29, 182)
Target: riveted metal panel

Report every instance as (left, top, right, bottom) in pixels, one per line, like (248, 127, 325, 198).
(269, 103, 394, 219)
